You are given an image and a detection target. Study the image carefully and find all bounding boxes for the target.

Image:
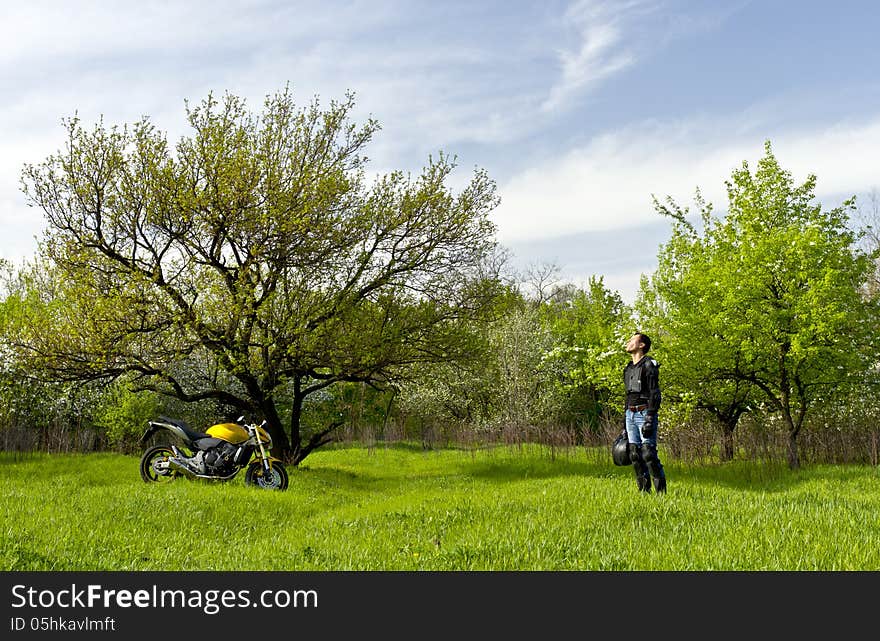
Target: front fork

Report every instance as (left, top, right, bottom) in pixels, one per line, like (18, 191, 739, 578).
(251, 425, 273, 474)
(258, 441, 272, 473)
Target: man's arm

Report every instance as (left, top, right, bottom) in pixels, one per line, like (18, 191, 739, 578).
(644, 360, 661, 414)
(642, 361, 661, 437)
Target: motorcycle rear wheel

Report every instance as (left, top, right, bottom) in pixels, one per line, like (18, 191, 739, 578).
(244, 461, 289, 491)
(140, 445, 178, 483)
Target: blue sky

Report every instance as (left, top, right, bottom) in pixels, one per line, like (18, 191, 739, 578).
(2, 0, 879, 302)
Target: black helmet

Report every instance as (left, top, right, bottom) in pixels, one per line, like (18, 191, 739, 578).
(611, 431, 630, 466)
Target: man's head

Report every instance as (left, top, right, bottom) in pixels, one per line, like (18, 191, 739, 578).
(625, 332, 651, 355)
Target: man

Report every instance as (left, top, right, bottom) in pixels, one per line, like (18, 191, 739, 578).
(623, 332, 667, 493)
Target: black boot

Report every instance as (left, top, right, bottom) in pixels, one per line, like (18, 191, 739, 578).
(641, 443, 667, 493)
(628, 443, 651, 492)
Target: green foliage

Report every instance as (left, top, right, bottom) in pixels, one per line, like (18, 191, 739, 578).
(394, 284, 530, 434)
(541, 276, 634, 430)
(288, 381, 393, 439)
(395, 358, 498, 431)
(2, 448, 880, 570)
(2, 280, 98, 439)
(92, 381, 159, 450)
(488, 304, 563, 428)
(641, 141, 877, 466)
(396, 277, 634, 438)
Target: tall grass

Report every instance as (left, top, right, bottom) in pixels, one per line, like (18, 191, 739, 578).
(2, 445, 878, 571)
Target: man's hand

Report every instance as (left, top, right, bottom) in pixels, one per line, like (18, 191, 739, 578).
(642, 413, 657, 438)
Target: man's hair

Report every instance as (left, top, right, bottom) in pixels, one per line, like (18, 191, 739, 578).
(635, 332, 651, 354)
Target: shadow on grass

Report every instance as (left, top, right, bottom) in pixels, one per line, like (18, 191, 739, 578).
(302, 447, 879, 495)
(319, 440, 488, 454)
(300, 448, 631, 492)
(671, 459, 879, 492)
(291, 464, 400, 495)
(460, 458, 617, 482)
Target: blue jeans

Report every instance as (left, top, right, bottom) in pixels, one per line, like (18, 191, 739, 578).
(625, 408, 657, 446)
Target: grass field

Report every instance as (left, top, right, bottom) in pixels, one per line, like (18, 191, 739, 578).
(2, 444, 878, 571)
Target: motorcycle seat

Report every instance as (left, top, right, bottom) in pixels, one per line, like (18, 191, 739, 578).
(158, 416, 210, 441)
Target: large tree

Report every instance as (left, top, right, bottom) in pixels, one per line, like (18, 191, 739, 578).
(642, 142, 875, 468)
(15, 87, 504, 464)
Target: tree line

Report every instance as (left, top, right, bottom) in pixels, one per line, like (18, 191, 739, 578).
(1, 87, 878, 469)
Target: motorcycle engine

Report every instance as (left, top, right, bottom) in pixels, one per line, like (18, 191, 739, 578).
(203, 442, 239, 476)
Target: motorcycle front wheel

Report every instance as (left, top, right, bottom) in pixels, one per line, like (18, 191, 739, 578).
(244, 461, 289, 491)
(140, 445, 178, 483)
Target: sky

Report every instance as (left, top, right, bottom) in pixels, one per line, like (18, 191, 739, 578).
(2, 0, 879, 303)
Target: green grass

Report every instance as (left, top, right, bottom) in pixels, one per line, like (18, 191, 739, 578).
(2, 444, 879, 570)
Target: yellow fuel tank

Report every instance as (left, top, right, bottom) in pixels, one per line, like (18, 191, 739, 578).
(206, 422, 271, 445)
(206, 422, 250, 444)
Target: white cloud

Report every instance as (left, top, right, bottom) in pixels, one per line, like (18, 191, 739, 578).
(0, 1, 390, 64)
(541, 0, 654, 113)
(542, 19, 633, 112)
(491, 114, 880, 244)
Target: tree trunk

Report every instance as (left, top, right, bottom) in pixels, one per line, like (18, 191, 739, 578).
(283, 375, 345, 466)
(786, 430, 800, 470)
(709, 406, 744, 463)
(720, 422, 736, 462)
(262, 398, 291, 460)
(779, 381, 802, 471)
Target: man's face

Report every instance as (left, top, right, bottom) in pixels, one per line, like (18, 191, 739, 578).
(625, 334, 643, 354)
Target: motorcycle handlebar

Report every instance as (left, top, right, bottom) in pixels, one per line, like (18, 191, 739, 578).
(236, 416, 267, 429)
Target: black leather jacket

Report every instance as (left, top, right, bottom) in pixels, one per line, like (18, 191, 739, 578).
(623, 355, 661, 414)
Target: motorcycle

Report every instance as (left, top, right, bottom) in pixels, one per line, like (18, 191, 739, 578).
(138, 416, 289, 490)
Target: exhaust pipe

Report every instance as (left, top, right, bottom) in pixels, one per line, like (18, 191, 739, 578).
(167, 456, 200, 478)
(166, 455, 240, 481)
